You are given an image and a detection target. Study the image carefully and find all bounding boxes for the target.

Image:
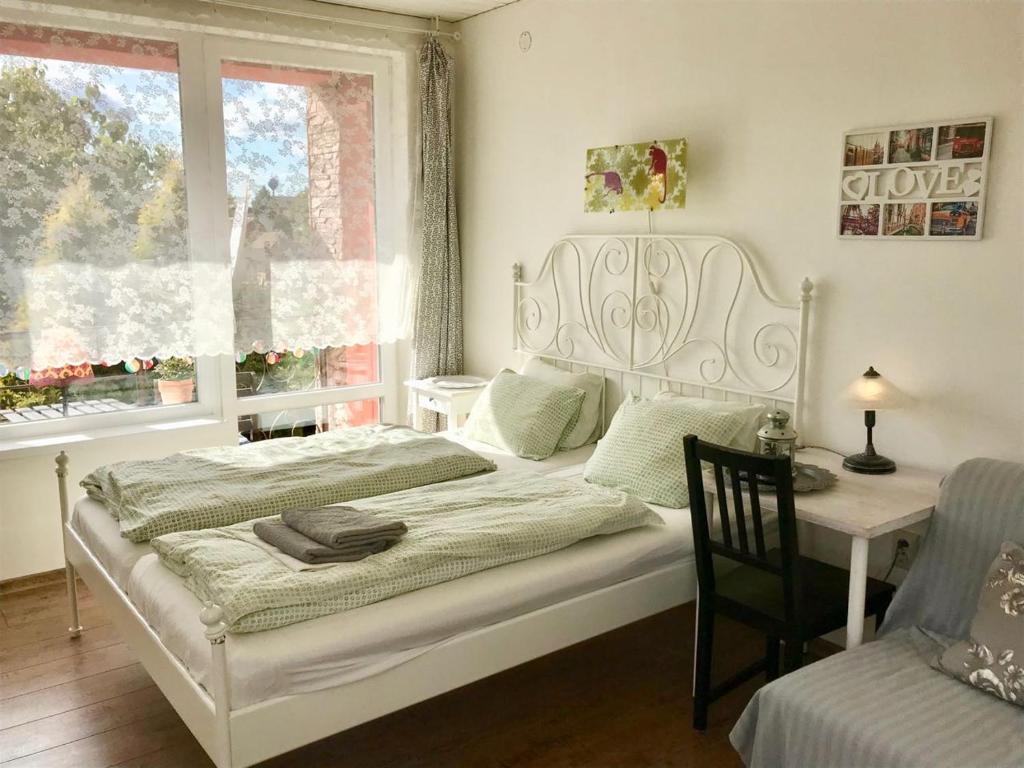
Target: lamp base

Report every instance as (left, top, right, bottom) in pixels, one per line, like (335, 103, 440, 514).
(842, 452, 896, 475)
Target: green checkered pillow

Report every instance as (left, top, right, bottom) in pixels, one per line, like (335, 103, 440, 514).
(464, 369, 586, 460)
(583, 394, 749, 508)
(653, 391, 767, 451)
(521, 357, 605, 449)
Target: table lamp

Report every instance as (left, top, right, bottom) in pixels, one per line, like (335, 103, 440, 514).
(842, 366, 909, 474)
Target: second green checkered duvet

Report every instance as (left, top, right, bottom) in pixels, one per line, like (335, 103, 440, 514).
(151, 469, 663, 633)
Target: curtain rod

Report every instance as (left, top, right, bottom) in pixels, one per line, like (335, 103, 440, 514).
(195, 0, 461, 40)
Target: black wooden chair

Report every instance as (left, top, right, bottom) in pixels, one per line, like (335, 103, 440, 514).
(682, 434, 895, 730)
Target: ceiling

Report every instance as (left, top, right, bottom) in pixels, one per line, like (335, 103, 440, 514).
(313, 0, 516, 22)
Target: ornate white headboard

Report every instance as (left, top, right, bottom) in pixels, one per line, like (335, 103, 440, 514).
(512, 234, 813, 432)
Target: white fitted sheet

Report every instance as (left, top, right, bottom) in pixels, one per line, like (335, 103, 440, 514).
(72, 498, 151, 589)
(125, 482, 691, 708)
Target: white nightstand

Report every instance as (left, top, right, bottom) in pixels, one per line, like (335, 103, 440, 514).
(405, 378, 487, 431)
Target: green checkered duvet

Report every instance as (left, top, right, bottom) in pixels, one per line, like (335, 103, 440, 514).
(151, 470, 664, 633)
(82, 425, 496, 542)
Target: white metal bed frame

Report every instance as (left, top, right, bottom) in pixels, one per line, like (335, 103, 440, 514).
(513, 234, 813, 432)
(56, 232, 812, 768)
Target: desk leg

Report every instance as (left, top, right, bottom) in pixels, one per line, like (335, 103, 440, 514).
(846, 536, 869, 649)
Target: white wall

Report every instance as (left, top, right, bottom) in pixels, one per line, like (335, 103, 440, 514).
(456, 0, 1024, 472)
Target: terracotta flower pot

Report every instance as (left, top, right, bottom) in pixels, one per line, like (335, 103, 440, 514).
(157, 379, 195, 405)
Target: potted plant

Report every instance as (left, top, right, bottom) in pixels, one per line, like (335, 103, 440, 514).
(153, 357, 195, 404)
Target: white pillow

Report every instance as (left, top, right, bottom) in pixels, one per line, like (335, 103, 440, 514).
(653, 391, 767, 451)
(520, 358, 604, 450)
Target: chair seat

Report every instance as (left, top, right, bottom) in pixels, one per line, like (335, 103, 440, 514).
(715, 549, 895, 639)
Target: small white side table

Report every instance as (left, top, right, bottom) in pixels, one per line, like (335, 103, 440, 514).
(405, 378, 486, 431)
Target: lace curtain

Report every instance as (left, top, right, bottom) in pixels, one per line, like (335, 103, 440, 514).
(0, 22, 412, 376)
(224, 61, 382, 356)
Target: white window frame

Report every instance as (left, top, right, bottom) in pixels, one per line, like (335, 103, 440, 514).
(206, 36, 401, 427)
(0, 8, 405, 446)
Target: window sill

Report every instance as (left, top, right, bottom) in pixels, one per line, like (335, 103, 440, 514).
(0, 415, 230, 461)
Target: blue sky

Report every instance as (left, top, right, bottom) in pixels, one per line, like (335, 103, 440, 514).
(222, 77, 308, 197)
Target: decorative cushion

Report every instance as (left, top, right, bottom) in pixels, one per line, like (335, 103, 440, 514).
(520, 357, 604, 449)
(583, 394, 750, 508)
(934, 540, 1024, 707)
(653, 391, 768, 451)
(463, 369, 585, 460)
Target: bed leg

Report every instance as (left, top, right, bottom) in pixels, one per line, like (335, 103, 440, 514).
(55, 451, 83, 639)
(200, 602, 233, 768)
(64, 562, 82, 639)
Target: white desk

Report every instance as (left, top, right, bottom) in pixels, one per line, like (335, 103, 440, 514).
(705, 447, 942, 648)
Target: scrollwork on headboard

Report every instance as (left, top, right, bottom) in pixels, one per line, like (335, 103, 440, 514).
(513, 234, 813, 430)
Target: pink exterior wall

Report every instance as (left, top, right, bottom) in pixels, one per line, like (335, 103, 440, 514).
(306, 74, 380, 428)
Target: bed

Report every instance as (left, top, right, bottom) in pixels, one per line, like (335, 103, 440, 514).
(71, 461, 689, 707)
(57, 233, 813, 768)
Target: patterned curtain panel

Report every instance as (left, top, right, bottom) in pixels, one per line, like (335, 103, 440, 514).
(412, 38, 463, 431)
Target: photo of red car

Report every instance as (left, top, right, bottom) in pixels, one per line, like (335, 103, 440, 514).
(937, 122, 987, 160)
(952, 134, 985, 158)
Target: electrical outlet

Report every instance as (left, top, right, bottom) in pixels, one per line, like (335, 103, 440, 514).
(894, 539, 912, 569)
(891, 529, 921, 571)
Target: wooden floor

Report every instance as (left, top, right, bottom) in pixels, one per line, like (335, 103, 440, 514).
(0, 574, 783, 768)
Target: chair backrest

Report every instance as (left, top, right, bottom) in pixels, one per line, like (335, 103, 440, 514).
(683, 434, 801, 623)
(881, 457, 1024, 639)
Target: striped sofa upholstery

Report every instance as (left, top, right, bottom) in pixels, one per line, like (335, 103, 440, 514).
(731, 458, 1024, 768)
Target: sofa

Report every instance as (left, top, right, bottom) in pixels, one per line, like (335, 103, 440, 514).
(730, 458, 1024, 768)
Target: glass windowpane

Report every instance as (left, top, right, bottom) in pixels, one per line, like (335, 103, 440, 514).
(222, 59, 380, 400)
(0, 24, 197, 426)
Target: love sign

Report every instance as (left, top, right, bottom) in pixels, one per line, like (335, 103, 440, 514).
(838, 117, 991, 240)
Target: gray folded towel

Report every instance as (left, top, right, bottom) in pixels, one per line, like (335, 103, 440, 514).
(281, 506, 408, 549)
(253, 519, 396, 564)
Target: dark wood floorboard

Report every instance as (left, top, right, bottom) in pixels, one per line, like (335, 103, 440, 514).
(0, 623, 123, 673)
(0, 579, 789, 767)
(0, 643, 139, 700)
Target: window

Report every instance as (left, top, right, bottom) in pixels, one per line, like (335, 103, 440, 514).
(222, 59, 382, 430)
(0, 24, 204, 428)
(0, 17, 408, 444)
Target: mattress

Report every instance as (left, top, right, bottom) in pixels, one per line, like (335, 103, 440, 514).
(126, 483, 691, 708)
